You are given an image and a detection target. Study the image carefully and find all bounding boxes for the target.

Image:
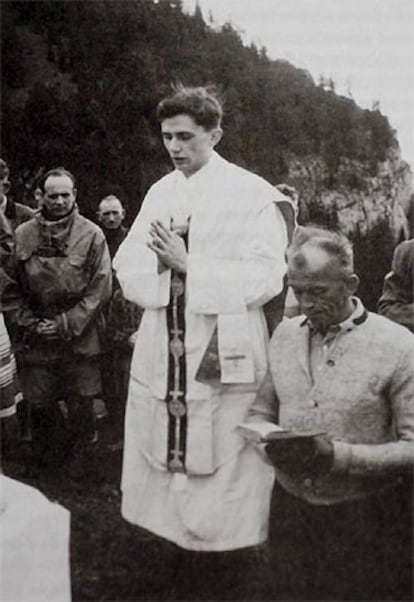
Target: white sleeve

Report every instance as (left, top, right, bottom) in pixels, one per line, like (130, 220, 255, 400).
(113, 189, 171, 309)
(187, 202, 287, 314)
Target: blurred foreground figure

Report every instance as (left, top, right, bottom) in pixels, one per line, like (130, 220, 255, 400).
(250, 226, 414, 600)
(6, 168, 112, 476)
(378, 238, 414, 332)
(114, 85, 288, 598)
(0, 474, 71, 601)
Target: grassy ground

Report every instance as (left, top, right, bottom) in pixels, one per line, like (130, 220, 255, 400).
(3, 423, 273, 602)
(3, 422, 413, 602)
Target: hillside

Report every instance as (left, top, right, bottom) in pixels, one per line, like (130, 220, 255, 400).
(1, 0, 413, 308)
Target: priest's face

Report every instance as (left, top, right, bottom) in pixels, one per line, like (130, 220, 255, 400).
(161, 114, 222, 178)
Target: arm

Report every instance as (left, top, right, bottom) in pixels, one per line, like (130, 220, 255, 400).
(247, 369, 279, 424)
(187, 202, 287, 314)
(56, 234, 112, 339)
(377, 242, 414, 332)
(113, 189, 171, 309)
(332, 347, 414, 475)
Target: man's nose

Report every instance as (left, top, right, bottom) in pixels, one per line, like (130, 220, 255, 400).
(300, 292, 316, 309)
(169, 137, 181, 153)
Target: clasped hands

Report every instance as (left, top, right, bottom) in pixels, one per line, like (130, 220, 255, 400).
(265, 433, 334, 477)
(36, 318, 59, 339)
(147, 220, 187, 274)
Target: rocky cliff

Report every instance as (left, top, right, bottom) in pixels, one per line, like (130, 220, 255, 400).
(286, 148, 412, 241)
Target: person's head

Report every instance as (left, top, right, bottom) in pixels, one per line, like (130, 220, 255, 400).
(287, 226, 359, 332)
(38, 167, 77, 219)
(156, 85, 223, 177)
(97, 195, 125, 230)
(0, 159, 11, 201)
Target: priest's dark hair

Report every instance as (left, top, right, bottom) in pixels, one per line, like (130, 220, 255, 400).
(156, 84, 223, 130)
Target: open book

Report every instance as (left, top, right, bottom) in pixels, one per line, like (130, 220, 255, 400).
(235, 421, 324, 444)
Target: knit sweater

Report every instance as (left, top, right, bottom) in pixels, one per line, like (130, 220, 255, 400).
(250, 302, 414, 504)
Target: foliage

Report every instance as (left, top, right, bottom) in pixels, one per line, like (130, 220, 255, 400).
(350, 219, 396, 311)
(1, 0, 397, 221)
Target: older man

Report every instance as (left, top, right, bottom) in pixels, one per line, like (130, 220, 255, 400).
(7, 167, 112, 474)
(378, 238, 414, 332)
(97, 194, 128, 259)
(97, 194, 141, 431)
(249, 226, 414, 600)
(114, 86, 288, 597)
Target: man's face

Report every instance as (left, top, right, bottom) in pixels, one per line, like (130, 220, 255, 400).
(97, 198, 125, 230)
(42, 175, 76, 218)
(288, 246, 354, 332)
(161, 114, 221, 178)
(0, 176, 10, 201)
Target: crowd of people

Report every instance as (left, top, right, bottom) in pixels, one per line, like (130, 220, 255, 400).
(1, 86, 413, 601)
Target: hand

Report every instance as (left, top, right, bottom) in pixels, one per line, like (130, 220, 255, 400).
(36, 319, 59, 339)
(147, 220, 187, 273)
(128, 330, 138, 347)
(265, 433, 333, 477)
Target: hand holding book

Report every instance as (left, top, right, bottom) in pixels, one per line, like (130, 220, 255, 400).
(265, 432, 333, 476)
(235, 422, 333, 476)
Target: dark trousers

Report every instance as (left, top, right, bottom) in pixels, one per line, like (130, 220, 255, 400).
(20, 355, 100, 468)
(111, 530, 273, 601)
(100, 346, 132, 437)
(268, 479, 413, 600)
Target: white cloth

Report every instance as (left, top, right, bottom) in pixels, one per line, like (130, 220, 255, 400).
(0, 475, 71, 601)
(114, 152, 287, 550)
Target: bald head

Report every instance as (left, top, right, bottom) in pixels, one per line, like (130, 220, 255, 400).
(287, 226, 359, 332)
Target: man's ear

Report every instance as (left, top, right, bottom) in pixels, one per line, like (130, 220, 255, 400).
(211, 127, 223, 147)
(346, 273, 360, 295)
(73, 188, 78, 201)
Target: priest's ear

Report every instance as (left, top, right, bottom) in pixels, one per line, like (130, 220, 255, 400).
(210, 127, 223, 147)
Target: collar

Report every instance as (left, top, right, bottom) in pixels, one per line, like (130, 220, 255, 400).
(175, 151, 224, 186)
(104, 224, 127, 238)
(300, 297, 368, 334)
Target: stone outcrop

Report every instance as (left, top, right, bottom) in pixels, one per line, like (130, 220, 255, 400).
(285, 147, 413, 240)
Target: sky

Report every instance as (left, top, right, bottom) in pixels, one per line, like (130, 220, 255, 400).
(183, 0, 414, 170)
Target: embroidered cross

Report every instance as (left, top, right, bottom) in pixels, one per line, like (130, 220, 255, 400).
(169, 389, 184, 401)
(169, 448, 185, 472)
(171, 327, 183, 337)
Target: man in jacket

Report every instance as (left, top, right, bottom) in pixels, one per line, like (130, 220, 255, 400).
(378, 238, 414, 332)
(250, 226, 414, 600)
(1, 159, 36, 442)
(0, 159, 35, 230)
(7, 167, 112, 473)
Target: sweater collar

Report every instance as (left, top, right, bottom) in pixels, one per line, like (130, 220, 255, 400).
(300, 296, 368, 334)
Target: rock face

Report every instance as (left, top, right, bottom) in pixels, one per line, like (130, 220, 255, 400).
(286, 147, 412, 241)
